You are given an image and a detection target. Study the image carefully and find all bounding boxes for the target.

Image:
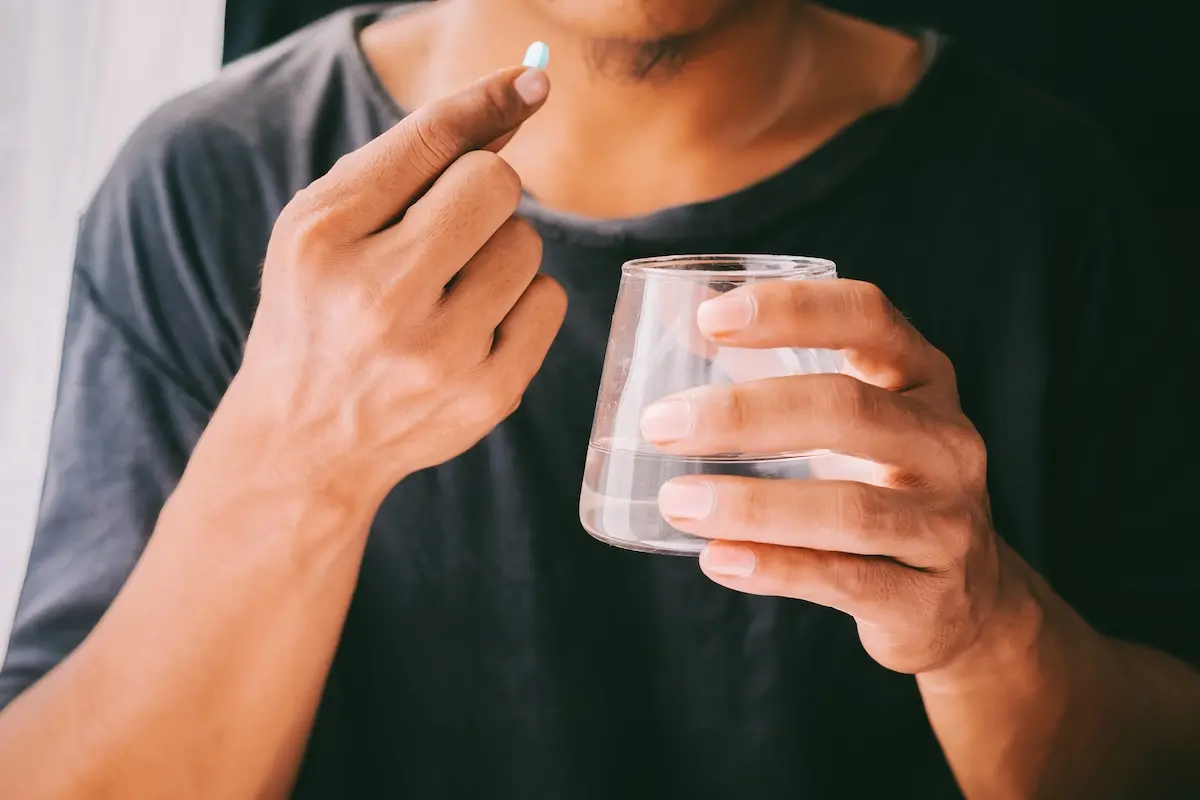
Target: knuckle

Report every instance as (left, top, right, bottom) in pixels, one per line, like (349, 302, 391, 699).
(504, 394, 523, 418)
(476, 79, 522, 130)
(719, 385, 755, 432)
(458, 150, 523, 209)
(947, 421, 988, 485)
(932, 348, 957, 383)
(774, 550, 809, 593)
(283, 185, 321, 221)
(408, 114, 463, 175)
(777, 281, 812, 320)
(525, 273, 568, 316)
(280, 193, 340, 258)
(291, 219, 338, 261)
(962, 428, 988, 468)
(501, 215, 544, 266)
(835, 482, 879, 534)
(404, 355, 455, 393)
(937, 511, 976, 560)
(831, 555, 870, 597)
(735, 481, 772, 528)
(348, 280, 391, 326)
(462, 382, 514, 426)
(850, 281, 896, 329)
(327, 151, 359, 179)
(825, 373, 874, 422)
(393, 221, 440, 270)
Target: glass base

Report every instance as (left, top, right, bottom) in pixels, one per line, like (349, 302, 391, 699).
(580, 441, 825, 557)
(581, 524, 704, 557)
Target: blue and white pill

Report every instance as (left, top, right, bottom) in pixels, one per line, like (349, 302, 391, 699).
(522, 41, 550, 70)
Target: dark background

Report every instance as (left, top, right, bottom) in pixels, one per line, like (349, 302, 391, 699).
(223, 1, 1194, 260)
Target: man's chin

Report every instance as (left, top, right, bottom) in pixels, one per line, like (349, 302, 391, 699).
(515, 0, 750, 41)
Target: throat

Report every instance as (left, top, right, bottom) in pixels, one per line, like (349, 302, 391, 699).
(500, 122, 819, 220)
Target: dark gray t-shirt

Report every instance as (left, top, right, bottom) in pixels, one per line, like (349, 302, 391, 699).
(3, 6, 1196, 798)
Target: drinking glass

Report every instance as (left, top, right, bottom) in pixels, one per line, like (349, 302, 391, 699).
(579, 254, 843, 555)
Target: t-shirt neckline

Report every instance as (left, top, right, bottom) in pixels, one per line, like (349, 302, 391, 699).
(340, 5, 954, 247)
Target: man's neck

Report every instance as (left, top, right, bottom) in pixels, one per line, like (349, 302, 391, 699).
(362, 1, 923, 218)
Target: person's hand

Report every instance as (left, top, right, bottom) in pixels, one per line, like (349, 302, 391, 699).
(216, 66, 565, 505)
(640, 279, 1031, 675)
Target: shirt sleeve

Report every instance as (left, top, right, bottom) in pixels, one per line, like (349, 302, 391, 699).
(0, 267, 211, 710)
(0, 98, 262, 710)
(1047, 144, 1200, 666)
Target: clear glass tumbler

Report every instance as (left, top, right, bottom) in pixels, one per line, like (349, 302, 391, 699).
(579, 254, 843, 556)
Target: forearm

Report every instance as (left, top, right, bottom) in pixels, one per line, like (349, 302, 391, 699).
(0, 402, 378, 799)
(918, 547, 1200, 799)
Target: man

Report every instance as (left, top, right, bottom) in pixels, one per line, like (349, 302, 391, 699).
(0, 1, 1196, 796)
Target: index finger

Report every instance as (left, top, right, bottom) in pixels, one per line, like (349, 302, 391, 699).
(306, 65, 549, 240)
(696, 279, 954, 394)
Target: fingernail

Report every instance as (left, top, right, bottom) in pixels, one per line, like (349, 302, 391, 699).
(700, 544, 757, 578)
(658, 481, 715, 521)
(514, 68, 549, 105)
(640, 398, 693, 443)
(697, 292, 755, 335)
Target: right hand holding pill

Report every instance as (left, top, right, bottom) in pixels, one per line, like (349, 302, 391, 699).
(221, 66, 564, 503)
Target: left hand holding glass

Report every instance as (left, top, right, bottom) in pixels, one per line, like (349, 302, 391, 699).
(643, 278, 1026, 675)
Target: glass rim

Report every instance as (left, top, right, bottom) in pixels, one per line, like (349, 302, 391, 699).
(622, 254, 836, 279)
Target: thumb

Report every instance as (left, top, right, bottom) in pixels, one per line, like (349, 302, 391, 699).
(304, 65, 550, 240)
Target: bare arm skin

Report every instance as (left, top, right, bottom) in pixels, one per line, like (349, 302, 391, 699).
(918, 561, 1200, 799)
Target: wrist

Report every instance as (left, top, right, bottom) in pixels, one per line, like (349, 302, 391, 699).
(918, 542, 1053, 695)
(180, 379, 391, 530)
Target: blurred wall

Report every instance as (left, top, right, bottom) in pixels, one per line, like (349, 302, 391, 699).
(0, 0, 225, 655)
